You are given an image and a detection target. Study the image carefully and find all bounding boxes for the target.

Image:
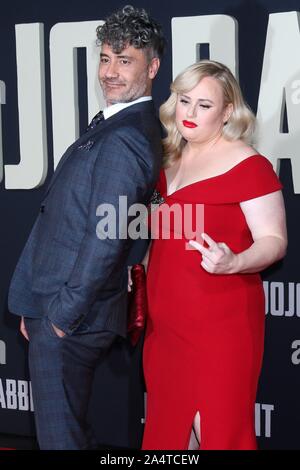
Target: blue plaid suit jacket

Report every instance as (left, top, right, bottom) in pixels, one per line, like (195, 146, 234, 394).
(8, 100, 162, 337)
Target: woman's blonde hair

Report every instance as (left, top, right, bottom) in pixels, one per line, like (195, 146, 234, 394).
(159, 60, 256, 167)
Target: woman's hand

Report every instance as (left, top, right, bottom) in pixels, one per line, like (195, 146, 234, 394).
(128, 266, 133, 292)
(189, 233, 238, 274)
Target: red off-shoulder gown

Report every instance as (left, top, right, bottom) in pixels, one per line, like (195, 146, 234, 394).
(142, 155, 282, 450)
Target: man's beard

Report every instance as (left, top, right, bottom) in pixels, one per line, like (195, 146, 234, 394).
(100, 72, 148, 105)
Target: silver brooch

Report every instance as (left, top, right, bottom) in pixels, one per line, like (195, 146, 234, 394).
(149, 189, 165, 206)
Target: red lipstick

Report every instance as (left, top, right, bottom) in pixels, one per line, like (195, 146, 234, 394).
(183, 120, 198, 128)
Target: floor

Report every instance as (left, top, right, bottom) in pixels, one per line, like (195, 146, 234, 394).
(0, 433, 128, 450)
(0, 433, 39, 450)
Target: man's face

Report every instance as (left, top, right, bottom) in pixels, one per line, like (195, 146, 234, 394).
(98, 43, 159, 105)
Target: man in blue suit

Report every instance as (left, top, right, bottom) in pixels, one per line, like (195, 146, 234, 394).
(8, 5, 165, 449)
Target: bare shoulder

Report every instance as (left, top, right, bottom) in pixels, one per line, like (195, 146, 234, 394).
(224, 141, 259, 164)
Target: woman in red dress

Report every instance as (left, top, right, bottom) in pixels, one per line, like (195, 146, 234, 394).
(141, 60, 287, 450)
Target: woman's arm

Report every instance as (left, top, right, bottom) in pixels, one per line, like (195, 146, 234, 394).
(236, 191, 287, 273)
(189, 191, 287, 274)
(141, 241, 152, 272)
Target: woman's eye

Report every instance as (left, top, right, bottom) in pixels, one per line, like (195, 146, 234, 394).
(200, 104, 211, 109)
(180, 99, 189, 104)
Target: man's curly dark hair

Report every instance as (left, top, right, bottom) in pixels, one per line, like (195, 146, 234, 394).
(96, 5, 166, 61)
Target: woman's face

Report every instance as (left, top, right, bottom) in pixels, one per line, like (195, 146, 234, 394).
(175, 76, 232, 145)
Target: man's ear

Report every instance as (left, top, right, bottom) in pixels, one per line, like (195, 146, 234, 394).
(148, 57, 160, 80)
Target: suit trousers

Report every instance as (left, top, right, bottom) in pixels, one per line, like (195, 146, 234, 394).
(24, 317, 117, 449)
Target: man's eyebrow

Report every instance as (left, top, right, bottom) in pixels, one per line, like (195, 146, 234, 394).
(116, 55, 134, 60)
(100, 53, 134, 60)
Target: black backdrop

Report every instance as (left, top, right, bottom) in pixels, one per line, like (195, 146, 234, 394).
(0, 0, 300, 449)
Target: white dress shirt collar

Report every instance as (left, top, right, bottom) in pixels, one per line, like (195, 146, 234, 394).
(103, 96, 152, 120)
